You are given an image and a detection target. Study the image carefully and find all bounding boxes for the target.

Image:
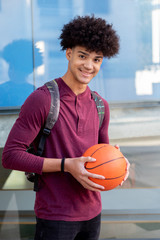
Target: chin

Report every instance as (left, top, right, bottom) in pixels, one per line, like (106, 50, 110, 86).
(79, 79, 91, 85)
(78, 76, 93, 84)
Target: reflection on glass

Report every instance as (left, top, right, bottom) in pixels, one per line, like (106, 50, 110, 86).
(0, 39, 43, 107)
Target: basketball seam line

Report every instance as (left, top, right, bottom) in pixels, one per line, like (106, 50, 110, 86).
(85, 157, 125, 170)
(90, 145, 107, 157)
(104, 172, 126, 180)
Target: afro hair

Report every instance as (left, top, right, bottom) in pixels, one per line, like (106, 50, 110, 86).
(59, 15, 120, 58)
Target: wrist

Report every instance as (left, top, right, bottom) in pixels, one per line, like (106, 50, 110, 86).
(63, 158, 71, 173)
(61, 158, 65, 172)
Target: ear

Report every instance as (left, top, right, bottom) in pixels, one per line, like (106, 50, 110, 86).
(66, 48, 72, 61)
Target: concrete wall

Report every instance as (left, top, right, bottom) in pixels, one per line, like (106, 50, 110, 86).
(0, 114, 17, 148)
(1, 104, 160, 148)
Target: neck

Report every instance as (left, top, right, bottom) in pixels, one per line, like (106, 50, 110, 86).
(62, 73, 87, 96)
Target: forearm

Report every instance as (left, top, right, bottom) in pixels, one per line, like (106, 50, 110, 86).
(42, 157, 75, 173)
(42, 156, 105, 192)
(42, 157, 62, 172)
(42, 157, 84, 173)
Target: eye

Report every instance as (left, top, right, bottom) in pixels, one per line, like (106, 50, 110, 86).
(94, 57, 103, 63)
(79, 54, 85, 59)
(94, 58, 100, 63)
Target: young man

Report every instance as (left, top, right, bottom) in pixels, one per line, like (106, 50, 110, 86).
(2, 16, 129, 240)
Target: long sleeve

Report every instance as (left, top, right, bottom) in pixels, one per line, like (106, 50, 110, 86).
(2, 86, 51, 174)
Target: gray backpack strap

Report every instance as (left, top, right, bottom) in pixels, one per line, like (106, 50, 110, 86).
(91, 91, 105, 129)
(45, 79, 60, 130)
(33, 80, 60, 192)
(36, 80, 60, 156)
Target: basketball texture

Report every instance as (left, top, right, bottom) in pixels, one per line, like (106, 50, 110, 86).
(83, 144, 127, 191)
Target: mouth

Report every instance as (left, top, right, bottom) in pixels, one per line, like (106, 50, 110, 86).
(79, 69, 93, 77)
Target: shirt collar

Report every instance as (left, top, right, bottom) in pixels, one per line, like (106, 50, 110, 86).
(56, 78, 91, 100)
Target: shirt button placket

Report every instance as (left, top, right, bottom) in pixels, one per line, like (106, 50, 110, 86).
(76, 96, 83, 133)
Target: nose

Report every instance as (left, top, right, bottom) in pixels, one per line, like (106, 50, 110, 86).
(84, 59, 93, 70)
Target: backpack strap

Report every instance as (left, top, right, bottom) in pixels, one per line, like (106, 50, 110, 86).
(91, 91, 105, 129)
(34, 80, 60, 191)
(36, 80, 60, 157)
(44, 80, 60, 129)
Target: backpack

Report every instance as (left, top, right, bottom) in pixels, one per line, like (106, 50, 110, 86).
(25, 79, 105, 191)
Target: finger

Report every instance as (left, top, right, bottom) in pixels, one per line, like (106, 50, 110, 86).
(82, 156, 96, 163)
(86, 171, 105, 180)
(82, 184, 102, 192)
(114, 144, 120, 151)
(83, 178, 105, 191)
(119, 180, 124, 186)
(125, 157, 130, 170)
(79, 170, 105, 190)
(123, 170, 129, 181)
(122, 156, 130, 173)
(119, 167, 130, 186)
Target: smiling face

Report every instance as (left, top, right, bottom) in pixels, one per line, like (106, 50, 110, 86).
(64, 46, 103, 93)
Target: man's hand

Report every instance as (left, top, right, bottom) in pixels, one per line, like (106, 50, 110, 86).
(114, 144, 130, 186)
(65, 156, 105, 192)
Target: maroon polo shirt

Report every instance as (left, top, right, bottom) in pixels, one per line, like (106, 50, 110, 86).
(2, 78, 110, 221)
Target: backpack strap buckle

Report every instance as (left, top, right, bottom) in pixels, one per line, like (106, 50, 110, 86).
(43, 128, 51, 136)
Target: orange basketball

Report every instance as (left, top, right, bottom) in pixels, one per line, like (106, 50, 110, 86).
(83, 144, 127, 191)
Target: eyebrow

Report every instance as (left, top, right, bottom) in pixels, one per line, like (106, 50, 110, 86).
(78, 50, 103, 59)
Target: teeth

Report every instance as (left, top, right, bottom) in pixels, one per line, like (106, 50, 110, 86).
(79, 69, 93, 76)
(82, 71, 91, 75)
(83, 73, 90, 76)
